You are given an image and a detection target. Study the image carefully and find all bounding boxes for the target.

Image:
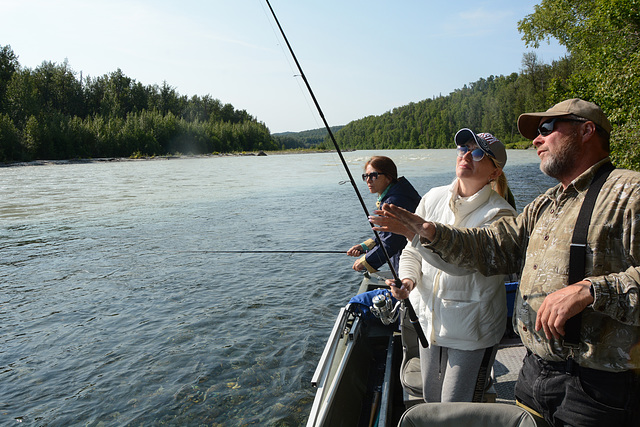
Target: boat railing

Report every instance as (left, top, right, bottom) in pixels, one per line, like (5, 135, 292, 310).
(310, 306, 349, 388)
(307, 305, 363, 426)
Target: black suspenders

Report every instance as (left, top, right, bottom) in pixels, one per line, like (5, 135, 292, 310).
(563, 162, 615, 347)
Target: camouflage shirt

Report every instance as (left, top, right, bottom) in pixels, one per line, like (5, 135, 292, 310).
(421, 158, 640, 372)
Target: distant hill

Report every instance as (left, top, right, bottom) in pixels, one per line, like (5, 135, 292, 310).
(273, 126, 344, 149)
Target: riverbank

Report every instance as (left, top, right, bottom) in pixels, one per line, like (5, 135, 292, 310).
(1, 146, 539, 168)
(0, 148, 341, 168)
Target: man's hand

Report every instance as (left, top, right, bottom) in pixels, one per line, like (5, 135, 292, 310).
(535, 281, 594, 340)
(369, 203, 434, 241)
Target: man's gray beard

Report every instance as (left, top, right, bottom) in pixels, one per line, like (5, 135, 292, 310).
(540, 133, 580, 180)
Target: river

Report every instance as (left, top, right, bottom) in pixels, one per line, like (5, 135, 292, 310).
(0, 149, 556, 426)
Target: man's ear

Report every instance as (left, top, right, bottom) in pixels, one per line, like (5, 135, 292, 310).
(582, 121, 597, 140)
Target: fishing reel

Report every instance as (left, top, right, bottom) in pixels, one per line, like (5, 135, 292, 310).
(370, 291, 401, 325)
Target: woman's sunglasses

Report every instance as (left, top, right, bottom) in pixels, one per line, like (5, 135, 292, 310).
(362, 172, 386, 181)
(456, 146, 486, 162)
(537, 117, 585, 136)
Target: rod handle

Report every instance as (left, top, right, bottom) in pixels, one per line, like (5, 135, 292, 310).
(392, 278, 428, 348)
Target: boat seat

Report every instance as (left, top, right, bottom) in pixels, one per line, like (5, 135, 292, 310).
(399, 307, 424, 406)
(398, 402, 538, 427)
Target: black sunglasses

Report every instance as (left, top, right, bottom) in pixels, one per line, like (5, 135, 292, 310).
(537, 117, 586, 136)
(362, 172, 386, 181)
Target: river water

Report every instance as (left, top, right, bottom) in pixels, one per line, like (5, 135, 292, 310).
(0, 149, 556, 426)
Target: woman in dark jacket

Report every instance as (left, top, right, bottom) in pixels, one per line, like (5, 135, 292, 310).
(347, 156, 421, 273)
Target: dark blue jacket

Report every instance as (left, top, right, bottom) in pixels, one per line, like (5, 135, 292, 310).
(363, 177, 421, 272)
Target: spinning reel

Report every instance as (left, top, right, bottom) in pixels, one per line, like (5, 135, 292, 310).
(370, 291, 401, 325)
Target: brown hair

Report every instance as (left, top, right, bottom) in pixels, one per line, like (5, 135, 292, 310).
(365, 156, 398, 182)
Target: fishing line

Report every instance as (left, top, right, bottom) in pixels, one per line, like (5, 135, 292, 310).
(258, 0, 351, 187)
(180, 250, 344, 254)
(258, 0, 323, 132)
(264, 0, 428, 348)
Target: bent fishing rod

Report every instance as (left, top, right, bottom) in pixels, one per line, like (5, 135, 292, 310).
(181, 250, 344, 254)
(265, 0, 428, 348)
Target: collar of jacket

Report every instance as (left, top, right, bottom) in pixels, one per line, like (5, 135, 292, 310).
(543, 157, 614, 202)
(376, 182, 394, 207)
(448, 179, 495, 218)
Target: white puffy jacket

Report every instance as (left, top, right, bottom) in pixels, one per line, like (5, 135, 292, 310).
(399, 180, 516, 350)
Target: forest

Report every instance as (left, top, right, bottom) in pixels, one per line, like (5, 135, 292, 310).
(273, 126, 344, 149)
(0, 52, 280, 162)
(1, 0, 638, 170)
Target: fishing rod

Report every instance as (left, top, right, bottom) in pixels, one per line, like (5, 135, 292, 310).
(181, 250, 344, 254)
(264, 0, 428, 348)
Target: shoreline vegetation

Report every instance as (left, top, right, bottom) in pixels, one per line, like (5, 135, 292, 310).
(1, 2, 638, 170)
(0, 145, 537, 168)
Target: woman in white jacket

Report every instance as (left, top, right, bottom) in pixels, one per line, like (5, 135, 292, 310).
(374, 128, 516, 403)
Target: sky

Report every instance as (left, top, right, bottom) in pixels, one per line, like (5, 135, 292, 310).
(0, 0, 566, 133)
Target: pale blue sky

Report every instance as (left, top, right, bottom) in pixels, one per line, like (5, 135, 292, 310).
(1, 0, 565, 133)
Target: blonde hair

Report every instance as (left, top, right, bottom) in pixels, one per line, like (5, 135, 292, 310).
(491, 169, 516, 210)
(491, 170, 509, 199)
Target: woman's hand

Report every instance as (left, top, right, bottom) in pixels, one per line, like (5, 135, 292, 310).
(369, 203, 434, 241)
(347, 244, 364, 257)
(352, 258, 366, 271)
(385, 278, 415, 300)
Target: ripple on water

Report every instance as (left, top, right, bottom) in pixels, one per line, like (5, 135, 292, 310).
(0, 151, 554, 425)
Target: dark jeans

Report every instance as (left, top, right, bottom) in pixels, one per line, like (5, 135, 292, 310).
(515, 350, 640, 427)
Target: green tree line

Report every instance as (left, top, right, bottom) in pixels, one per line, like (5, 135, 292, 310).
(273, 126, 344, 149)
(322, 0, 640, 170)
(0, 47, 279, 162)
(326, 63, 566, 150)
